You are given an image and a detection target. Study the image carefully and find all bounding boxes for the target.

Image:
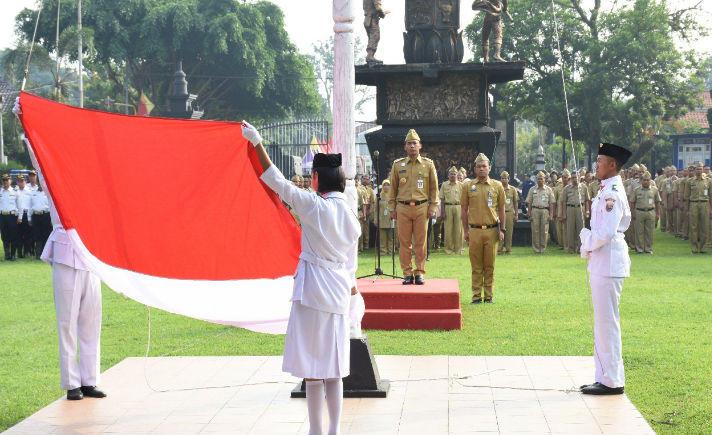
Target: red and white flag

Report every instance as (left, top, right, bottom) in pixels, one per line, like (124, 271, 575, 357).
(18, 92, 301, 334)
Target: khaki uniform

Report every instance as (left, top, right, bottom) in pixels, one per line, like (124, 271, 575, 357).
(363, 0, 383, 59)
(631, 186, 661, 253)
(377, 194, 395, 254)
(563, 183, 590, 253)
(553, 181, 566, 249)
(357, 185, 367, 251)
(624, 179, 640, 247)
(677, 177, 690, 238)
(461, 177, 505, 301)
(656, 175, 667, 231)
(388, 156, 439, 277)
(526, 185, 555, 253)
(685, 177, 712, 253)
(661, 176, 676, 234)
(499, 185, 519, 254)
(439, 181, 463, 254)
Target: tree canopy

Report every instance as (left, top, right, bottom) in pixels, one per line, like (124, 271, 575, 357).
(466, 0, 708, 167)
(12, 0, 322, 122)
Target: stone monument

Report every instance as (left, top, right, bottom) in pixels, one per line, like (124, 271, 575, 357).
(356, 0, 525, 181)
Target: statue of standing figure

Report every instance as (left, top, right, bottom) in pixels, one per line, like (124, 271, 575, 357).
(472, 0, 514, 62)
(363, 0, 389, 63)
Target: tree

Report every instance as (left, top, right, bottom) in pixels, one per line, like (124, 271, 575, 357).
(307, 36, 375, 118)
(15, 0, 322, 122)
(466, 0, 707, 167)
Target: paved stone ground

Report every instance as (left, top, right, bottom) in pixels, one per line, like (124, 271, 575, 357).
(2, 355, 655, 434)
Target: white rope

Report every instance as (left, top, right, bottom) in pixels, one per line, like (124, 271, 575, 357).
(21, 0, 45, 91)
(550, 0, 605, 380)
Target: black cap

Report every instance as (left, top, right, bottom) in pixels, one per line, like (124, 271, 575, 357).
(598, 142, 632, 166)
(313, 153, 342, 169)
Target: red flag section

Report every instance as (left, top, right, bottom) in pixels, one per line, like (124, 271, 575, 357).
(19, 92, 300, 281)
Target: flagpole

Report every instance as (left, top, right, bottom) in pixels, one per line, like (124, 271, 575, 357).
(77, 0, 83, 108)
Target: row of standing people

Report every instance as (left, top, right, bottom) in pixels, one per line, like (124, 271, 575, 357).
(0, 172, 53, 261)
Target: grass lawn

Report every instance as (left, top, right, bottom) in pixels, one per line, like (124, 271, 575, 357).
(0, 231, 710, 434)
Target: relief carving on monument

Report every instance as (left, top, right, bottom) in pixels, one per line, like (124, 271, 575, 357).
(407, 0, 433, 28)
(384, 74, 480, 122)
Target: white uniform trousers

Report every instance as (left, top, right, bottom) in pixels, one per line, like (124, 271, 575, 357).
(589, 274, 625, 388)
(53, 263, 102, 390)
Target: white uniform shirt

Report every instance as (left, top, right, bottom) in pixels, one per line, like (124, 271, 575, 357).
(28, 189, 50, 221)
(260, 165, 361, 315)
(16, 186, 32, 217)
(0, 186, 20, 213)
(581, 175, 631, 277)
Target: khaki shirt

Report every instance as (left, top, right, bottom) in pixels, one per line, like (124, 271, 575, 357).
(357, 185, 365, 218)
(588, 179, 601, 199)
(388, 155, 439, 214)
(684, 177, 712, 201)
(631, 186, 661, 210)
(563, 183, 590, 207)
(460, 177, 505, 226)
(439, 181, 462, 205)
(553, 181, 566, 218)
(503, 185, 519, 213)
(526, 185, 555, 209)
(377, 196, 393, 228)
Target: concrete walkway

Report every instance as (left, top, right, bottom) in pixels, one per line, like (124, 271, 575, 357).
(3, 355, 655, 434)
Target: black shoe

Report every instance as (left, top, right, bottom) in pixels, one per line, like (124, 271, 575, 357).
(67, 388, 83, 400)
(581, 383, 624, 395)
(579, 381, 600, 390)
(470, 299, 482, 305)
(414, 275, 425, 285)
(484, 298, 493, 303)
(402, 275, 414, 285)
(80, 386, 107, 398)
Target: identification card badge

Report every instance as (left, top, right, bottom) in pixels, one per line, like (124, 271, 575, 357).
(401, 162, 406, 167)
(417, 178, 424, 189)
(487, 197, 493, 207)
(471, 185, 476, 191)
(506, 198, 511, 204)
(541, 194, 546, 202)
(384, 209, 388, 216)
(649, 198, 653, 205)
(706, 189, 709, 196)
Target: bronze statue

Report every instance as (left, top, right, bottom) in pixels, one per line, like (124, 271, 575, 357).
(472, 0, 513, 62)
(363, 0, 389, 63)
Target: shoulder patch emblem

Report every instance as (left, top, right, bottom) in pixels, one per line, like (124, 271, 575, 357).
(606, 202, 614, 212)
(611, 184, 618, 191)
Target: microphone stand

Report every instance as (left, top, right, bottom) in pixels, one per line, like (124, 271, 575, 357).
(357, 150, 400, 280)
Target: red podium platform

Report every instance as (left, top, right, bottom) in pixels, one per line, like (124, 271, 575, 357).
(358, 278, 462, 331)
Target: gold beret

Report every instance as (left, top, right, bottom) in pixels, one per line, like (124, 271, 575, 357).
(475, 153, 489, 163)
(405, 129, 421, 143)
(500, 170, 510, 178)
(536, 171, 546, 179)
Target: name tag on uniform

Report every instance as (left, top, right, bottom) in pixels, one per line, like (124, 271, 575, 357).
(417, 179, 424, 189)
(487, 198, 493, 207)
(506, 198, 511, 204)
(649, 198, 653, 205)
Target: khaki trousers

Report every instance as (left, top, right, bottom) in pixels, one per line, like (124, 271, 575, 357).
(531, 209, 549, 253)
(378, 228, 394, 254)
(444, 205, 463, 254)
(634, 210, 655, 253)
(358, 218, 370, 252)
(431, 219, 443, 249)
(689, 202, 710, 253)
(469, 227, 499, 301)
(557, 220, 567, 250)
(396, 202, 429, 277)
(665, 207, 675, 234)
(566, 206, 584, 253)
(659, 205, 667, 231)
(675, 208, 683, 237)
(499, 211, 515, 253)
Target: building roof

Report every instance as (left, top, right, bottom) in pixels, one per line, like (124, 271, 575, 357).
(0, 76, 18, 112)
(678, 91, 712, 130)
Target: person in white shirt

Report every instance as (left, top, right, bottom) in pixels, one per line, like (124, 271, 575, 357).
(579, 142, 633, 395)
(14, 99, 106, 401)
(28, 184, 52, 259)
(1, 173, 20, 260)
(16, 175, 33, 257)
(28, 170, 40, 191)
(242, 120, 361, 435)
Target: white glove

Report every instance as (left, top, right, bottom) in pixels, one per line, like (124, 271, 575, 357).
(579, 228, 591, 246)
(349, 292, 366, 339)
(580, 246, 592, 259)
(12, 97, 21, 116)
(241, 120, 263, 147)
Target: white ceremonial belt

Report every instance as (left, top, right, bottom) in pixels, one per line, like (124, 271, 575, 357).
(299, 252, 345, 270)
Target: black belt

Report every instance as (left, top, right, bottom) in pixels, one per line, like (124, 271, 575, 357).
(444, 202, 460, 206)
(469, 223, 498, 229)
(533, 206, 548, 209)
(636, 208, 654, 212)
(398, 200, 428, 206)
(690, 200, 709, 202)
(33, 211, 49, 215)
(1, 211, 17, 216)
(567, 204, 581, 207)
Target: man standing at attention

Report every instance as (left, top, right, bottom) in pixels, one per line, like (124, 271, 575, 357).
(562, 171, 591, 254)
(630, 171, 661, 254)
(580, 142, 632, 395)
(461, 153, 505, 304)
(440, 166, 463, 255)
(685, 162, 712, 254)
(526, 172, 556, 253)
(388, 129, 439, 285)
(498, 171, 518, 254)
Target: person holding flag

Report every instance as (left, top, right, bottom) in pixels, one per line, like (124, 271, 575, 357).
(242, 121, 362, 435)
